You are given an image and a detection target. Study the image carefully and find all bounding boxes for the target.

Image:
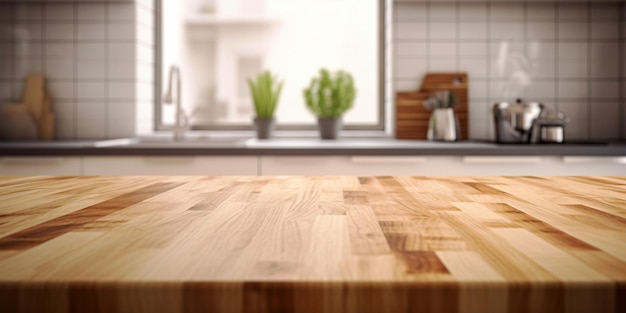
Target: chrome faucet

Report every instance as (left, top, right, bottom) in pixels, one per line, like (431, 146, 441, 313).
(163, 65, 188, 141)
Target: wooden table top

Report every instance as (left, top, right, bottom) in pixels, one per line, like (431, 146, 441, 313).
(0, 175, 624, 313)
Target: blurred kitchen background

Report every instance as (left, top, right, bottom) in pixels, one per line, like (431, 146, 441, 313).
(0, 0, 624, 142)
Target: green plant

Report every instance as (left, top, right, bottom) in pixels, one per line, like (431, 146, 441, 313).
(303, 68, 356, 118)
(247, 70, 284, 118)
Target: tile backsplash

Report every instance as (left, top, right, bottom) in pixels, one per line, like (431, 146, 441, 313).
(393, 1, 625, 141)
(0, 0, 154, 140)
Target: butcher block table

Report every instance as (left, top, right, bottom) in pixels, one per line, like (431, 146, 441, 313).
(0, 176, 625, 313)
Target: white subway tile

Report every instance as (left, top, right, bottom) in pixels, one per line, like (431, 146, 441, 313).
(55, 118, 75, 139)
(77, 61, 106, 79)
(46, 43, 75, 59)
(0, 58, 11, 79)
(459, 3, 486, 20)
(526, 42, 555, 61)
(591, 22, 619, 40)
(529, 61, 556, 79)
(558, 4, 588, 21)
(108, 62, 136, 79)
(428, 59, 456, 72)
(107, 81, 135, 100)
(107, 101, 135, 138)
(0, 43, 9, 59)
(108, 23, 136, 41)
(394, 58, 426, 80)
(78, 4, 106, 22)
(136, 64, 153, 82)
(429, 3, 456, 20)
(591, 4, 619, 20)
(459, 58, 487, 79)
(108, 43, 135, 62)
(77, 43, 106, 60)
(13, 23, 43, 41)
(468, 81, 488, 100)
(558, 42, 588, 60)
(395, 22, 426, 40)
(137, 82, 153, 101)
(557, 60, 588, 79)
(526, 22, 556, 40)
(557, 22, 589, 40)
(0, 80, 11, 100)
(393, 79, 421, 93)
(12, 42, 42, 58)
(429, 42, 456, 58)
(468, 118, 489, 140)
(490, 22, 524, 40)
(44, 59, 74, 79)
(557, 102, 587, 127)
(0, 5, 11, 22)
(558, 82, 588, 99)
(490, 80, 526, 100)
(44, 4, 75, 22)
(108, 3, 136, 21)
(591, 42, 619, 78)
(52, 101, 75, 121)
(591, 82, 619, 99)
(395, 42, 427, 58)
(459, 22, 486, 40)
(527, 3, 556, 21)
(77, 23, 106, 41)
(527, 81, 556, 99)
(45, 24, 75, 41)
(47, 80, 74, 100)
(428, 22, 457, 40)
(13, 58, 42, 80)
(394, 3, 426, 21)
(77, 117, 106, 139)
(459, 42, 488, 58)
(0, 23, 11, 41)
(137, 24, 153, 46)
(490, 3, 524, 21)
(15, 4, 42, 22)
(76, 82, 105, 100)
(590, 102, 619, 140)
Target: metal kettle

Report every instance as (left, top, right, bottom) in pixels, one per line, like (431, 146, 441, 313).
(493, 98, 544, 143)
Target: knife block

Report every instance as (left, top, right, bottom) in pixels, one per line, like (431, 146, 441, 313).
(395, 73, 468, 140)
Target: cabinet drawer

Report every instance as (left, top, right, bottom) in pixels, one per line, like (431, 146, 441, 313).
(0, 157, 81, 176)
(82, 156, 258, 175)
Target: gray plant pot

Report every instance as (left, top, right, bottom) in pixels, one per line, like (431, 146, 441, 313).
(318, 117, 342, 140)
(254, 117, 275, 139)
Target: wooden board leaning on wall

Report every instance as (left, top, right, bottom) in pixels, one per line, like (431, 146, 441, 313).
(395, 72, 468, 140)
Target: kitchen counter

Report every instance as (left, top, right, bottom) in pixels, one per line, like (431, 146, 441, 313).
(0, 176, 624, 313)
(0, 137, 625, 156)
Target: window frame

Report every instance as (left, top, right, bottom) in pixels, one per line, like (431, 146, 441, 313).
(154, 0, 386, 132)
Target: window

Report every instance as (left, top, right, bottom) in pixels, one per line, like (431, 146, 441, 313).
(157, 0, 384, 131)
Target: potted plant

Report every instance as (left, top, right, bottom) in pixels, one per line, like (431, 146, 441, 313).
(247, 70, 284, 139)
(303, 68, 356, 139)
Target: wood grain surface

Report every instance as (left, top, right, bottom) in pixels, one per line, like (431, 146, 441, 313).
(395, 73, 469, 140)
(0, 175, 624, 313)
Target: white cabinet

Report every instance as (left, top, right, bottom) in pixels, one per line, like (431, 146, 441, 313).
(261, 155, 626, 176)
(261, 156, 429, 175)
(82, 156, 258, 175)
(0, 157, 82, 176)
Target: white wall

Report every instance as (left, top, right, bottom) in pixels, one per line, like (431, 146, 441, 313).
(392, 1, 625, 141)
(0, 0, 154, 140)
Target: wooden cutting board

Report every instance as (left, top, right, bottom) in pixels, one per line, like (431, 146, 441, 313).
(0, 175, 625, 313)
(395, 73, 468, 140)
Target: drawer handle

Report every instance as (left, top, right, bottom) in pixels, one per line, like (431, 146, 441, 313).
(462, 156, 542, 164)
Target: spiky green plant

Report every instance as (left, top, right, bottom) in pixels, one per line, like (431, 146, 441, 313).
(303, 69, 356, 118)
(247, 70, 284, 118)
